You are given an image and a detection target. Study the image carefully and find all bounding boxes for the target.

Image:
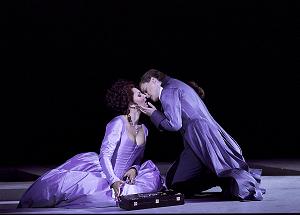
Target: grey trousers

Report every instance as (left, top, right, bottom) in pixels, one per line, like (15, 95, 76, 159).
(165, 143, 219, 196)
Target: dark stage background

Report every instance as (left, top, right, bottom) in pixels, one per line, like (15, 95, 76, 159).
(1, 1, 299, 166)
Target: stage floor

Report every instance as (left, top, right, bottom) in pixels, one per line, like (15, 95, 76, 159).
(1, 159, 300, 214)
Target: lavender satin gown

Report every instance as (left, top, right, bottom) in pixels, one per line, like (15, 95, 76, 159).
(18, 116, 164, 208)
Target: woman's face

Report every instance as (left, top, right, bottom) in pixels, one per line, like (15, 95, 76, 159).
(132, 87, 148, 107)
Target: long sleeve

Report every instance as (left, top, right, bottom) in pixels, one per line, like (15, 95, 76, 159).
(99, 117, 123, 186)
(150, 88, 182, 131)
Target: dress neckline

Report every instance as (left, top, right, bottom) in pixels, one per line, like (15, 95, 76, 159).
(120, 115, 146, 147)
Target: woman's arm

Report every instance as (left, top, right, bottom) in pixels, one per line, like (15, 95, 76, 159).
(99, 117, 123, 187)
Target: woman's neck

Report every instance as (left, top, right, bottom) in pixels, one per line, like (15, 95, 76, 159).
(127, 109, 141, 126)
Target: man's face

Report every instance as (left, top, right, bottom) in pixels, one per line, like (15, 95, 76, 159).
(140, 77, 160, 102)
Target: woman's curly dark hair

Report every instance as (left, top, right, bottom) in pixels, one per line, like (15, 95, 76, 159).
(105, 79, 136, 115)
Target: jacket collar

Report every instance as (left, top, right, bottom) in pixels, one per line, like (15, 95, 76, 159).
(161, 75, 171, 88)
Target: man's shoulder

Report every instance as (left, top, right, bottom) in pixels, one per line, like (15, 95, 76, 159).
(163, 77, 185, 89)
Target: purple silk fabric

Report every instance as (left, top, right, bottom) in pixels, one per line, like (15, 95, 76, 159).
(150, 76, 265, 201)
(18, 116, 164, 208)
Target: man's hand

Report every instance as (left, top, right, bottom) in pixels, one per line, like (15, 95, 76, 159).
(123, 168, 137, 184)
(138, 102, 157, 116)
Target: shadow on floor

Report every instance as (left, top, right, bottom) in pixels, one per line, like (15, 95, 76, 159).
(0, 168, 39, 182)
(185, 192, 224, 203)
(249, 164, 300, 176)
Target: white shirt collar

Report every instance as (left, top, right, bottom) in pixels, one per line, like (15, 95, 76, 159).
(159, 86, 163, 100)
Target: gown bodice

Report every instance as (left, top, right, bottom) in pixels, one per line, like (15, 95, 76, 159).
(99, 115, 148, 184)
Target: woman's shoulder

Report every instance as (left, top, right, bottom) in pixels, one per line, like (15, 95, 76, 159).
(106, 115, 126, 128)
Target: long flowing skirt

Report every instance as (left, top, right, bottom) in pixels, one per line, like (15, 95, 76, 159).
(18, 152, 164, 208)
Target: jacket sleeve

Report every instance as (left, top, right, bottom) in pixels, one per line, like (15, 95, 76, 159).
(99, 117, 123, 186)
(150, 88, 182, 131)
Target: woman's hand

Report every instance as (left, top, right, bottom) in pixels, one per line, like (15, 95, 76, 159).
(138, 102, 157, 116)
(123, 168, 137, 184)
(111, 180, 125, 201)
